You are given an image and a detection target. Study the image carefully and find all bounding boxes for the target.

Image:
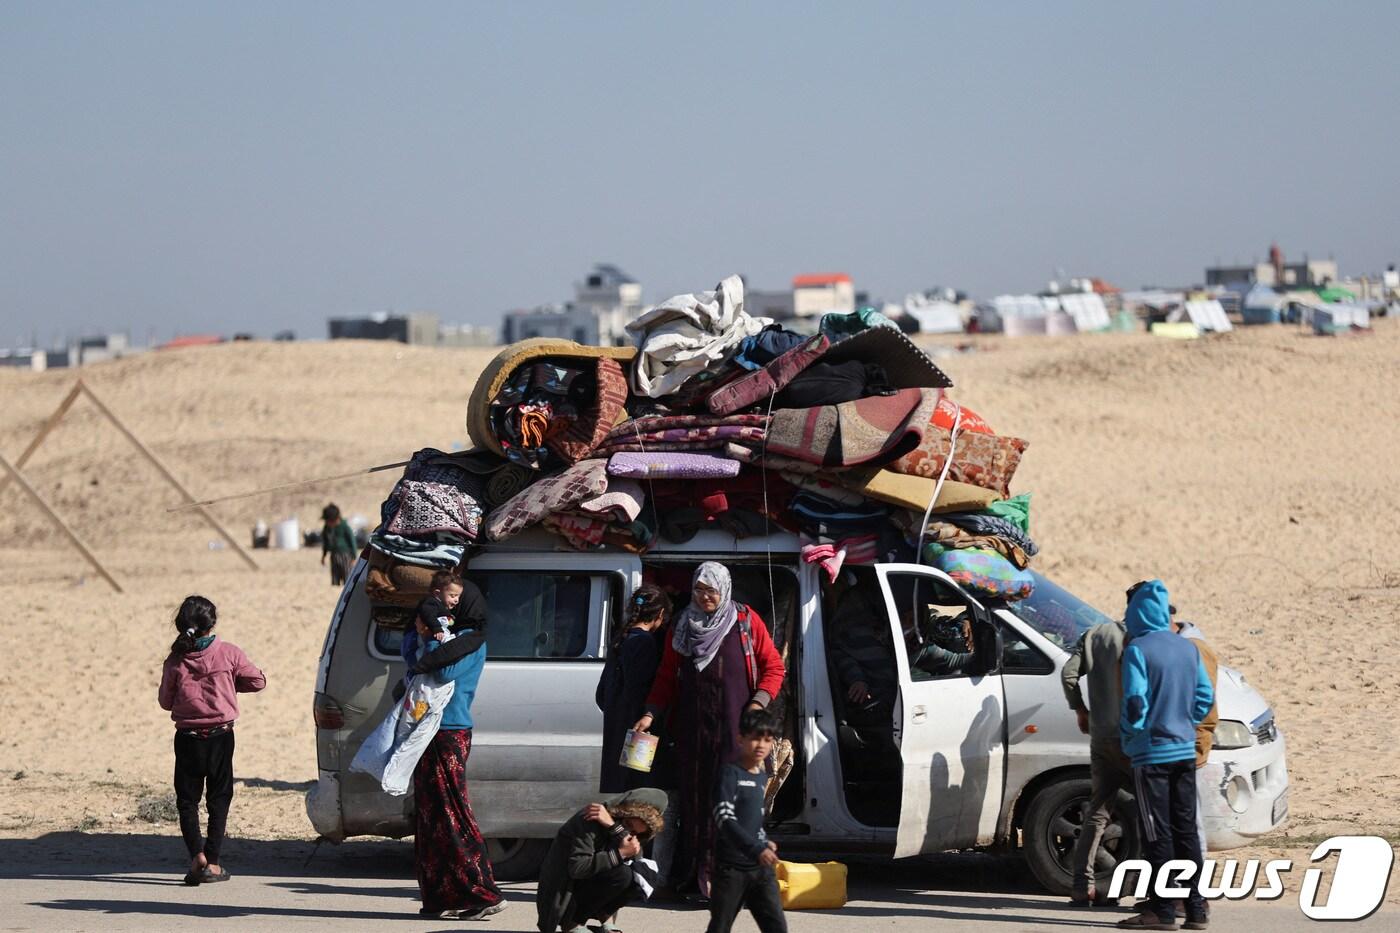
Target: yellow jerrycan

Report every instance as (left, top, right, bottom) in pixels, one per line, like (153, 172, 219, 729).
(775, 860, 847, 910)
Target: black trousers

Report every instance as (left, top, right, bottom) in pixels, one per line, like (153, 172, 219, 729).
(173, 730, 235, 862)
(1134, 759, 1206, 921)
(706, 863, 788, 933)
(565, 863, 635, 926)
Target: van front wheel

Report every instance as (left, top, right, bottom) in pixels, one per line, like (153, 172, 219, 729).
(484, 837, 551, 881)
(1022, 777, 1140, 896)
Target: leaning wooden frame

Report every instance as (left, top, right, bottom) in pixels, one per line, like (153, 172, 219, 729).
(0, 379, 258, 592)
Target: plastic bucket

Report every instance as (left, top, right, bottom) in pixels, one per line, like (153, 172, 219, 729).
(274, 517, 301, 551)
(619, 729, 658, 773)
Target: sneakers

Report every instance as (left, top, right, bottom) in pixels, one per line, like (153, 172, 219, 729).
(421, 899, 508, 921)
(1183, 912, 1210, 930)
(456, 900, 508, 921)
(1116, 912, 1178, 930)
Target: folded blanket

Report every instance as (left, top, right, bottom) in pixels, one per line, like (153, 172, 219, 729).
(386, 480, 483, 540)
(789, 491, 888, 537)
(543, 511, 610, 550)
(578, 478, 645, 522)
(835, 468, 1000, 514)
(801, 541, 846, 583)
(887, 419, 1028, 497)
(779, 471, 868, 506)
(923, 523, 1032, 569)
(932, 547, 1035, 601)
(706, 334, 831, 415)
(604, 412, 770, 440)
(365, 550, 441, 606)
(764, 387, 939, 469)
(607, 451, 741, 480)
(598, 413, 770, 455)
(368, 532, 466, 569)
(485, 459, 609, 541)
(545, 356, 630, 464)
(935, 510, 1038, 557)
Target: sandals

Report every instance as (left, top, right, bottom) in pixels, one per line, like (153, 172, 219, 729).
(200, 868, 232, 883)
(181, 870, 203, 886)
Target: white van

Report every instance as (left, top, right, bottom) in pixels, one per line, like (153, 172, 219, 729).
(306, 529, 1289, 892)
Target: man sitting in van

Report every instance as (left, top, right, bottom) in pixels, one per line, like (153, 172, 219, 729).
(905, 605, 978, 679)
(828, 586, 898, 728)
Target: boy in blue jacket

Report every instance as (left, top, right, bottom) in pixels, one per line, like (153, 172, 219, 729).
(1118, 580, 1214, 931)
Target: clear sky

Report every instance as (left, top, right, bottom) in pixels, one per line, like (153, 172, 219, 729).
(3, 2, 1398, 344)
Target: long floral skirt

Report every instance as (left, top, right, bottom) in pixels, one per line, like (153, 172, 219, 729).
(414, 728, 503, 915)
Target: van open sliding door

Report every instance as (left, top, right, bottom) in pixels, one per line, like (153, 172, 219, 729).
(874, 563, 1008, 857)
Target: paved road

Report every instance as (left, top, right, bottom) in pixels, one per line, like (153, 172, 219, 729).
(0, 833, 1392, 932)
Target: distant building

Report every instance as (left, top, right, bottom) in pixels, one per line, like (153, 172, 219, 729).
(0, 348, 47, 371)
(745, 288, 796, 319)
(66, 333, 133, 366)
(438, 323, 498, 348)
(500, 264, 643, 347)
(1206, 243, 1338, 289)
(792, 273, 855, 317)
(328, 312, 440, 345)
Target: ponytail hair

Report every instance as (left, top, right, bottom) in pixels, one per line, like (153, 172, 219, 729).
(169, 595, 218, 656)
(616, 583, 670, 648)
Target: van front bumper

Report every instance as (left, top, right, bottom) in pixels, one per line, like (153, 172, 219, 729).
(1201, 731, 1289, 850)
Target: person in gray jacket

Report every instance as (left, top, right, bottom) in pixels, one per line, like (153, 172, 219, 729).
(536, 788, 666, 933)
(1060, 584, 1151, 906)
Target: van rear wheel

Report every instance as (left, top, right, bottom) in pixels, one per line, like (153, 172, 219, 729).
(484, 837, 550, 881)
(1022, 777, 1140, 896)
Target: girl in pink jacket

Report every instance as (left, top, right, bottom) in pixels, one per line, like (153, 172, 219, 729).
(158, 596, 266, 886)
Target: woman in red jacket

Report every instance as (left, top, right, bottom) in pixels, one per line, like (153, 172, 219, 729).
(633, 562, 784, 901)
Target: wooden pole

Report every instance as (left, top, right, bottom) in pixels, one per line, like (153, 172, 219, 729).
(165, 459, 411, 512)
(76, 380, 259, 571)
(0, 450, 123, 593)
(0, 382, 83, 498)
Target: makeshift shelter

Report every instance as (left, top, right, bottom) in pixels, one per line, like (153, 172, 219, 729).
(1307, 302, 1370, 335)
(903, 299, 965, 335)
(1056, 293, 1111, 332)
(1170, 299, 1232, 333)
(1241, 286, 1284, 325)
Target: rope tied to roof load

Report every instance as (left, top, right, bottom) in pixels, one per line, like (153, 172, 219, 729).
(915, 398, 963, 565)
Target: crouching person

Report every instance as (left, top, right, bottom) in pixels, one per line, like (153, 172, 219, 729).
(537, 788, 666, 933)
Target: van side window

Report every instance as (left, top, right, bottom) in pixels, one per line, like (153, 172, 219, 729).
(884, 572, 988, 682)
(371, 571, 610, 661)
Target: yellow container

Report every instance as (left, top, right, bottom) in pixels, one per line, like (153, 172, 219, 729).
(775, 860, 847, 910)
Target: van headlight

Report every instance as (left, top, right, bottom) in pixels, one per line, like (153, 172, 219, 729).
(1213, 719, 1254, 750)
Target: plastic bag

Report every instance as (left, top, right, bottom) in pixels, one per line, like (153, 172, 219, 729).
(380, 672, 456, 796)
(349, 698, 404, 784)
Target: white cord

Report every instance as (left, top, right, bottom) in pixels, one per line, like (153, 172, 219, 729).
(915, 397, 962, 565)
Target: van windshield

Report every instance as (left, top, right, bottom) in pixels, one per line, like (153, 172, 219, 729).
(1002, 572, 1114, 650)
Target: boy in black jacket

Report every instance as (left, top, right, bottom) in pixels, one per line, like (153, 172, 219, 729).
(706, 707, 788, 933)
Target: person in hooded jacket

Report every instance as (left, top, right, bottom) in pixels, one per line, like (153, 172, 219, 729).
(1117, 580, 1214, 931)
(536, 788, 666, 933)
(157, 596, 266, 886)
(631, 562, 785, 900)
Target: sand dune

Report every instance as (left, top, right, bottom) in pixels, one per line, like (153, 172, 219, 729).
(2, 324, 1397, 875)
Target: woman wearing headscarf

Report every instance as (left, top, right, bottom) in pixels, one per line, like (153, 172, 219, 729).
(632, 562, 785, 899)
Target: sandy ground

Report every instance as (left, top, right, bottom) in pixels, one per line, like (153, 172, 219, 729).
(1, 322, 1398, 907)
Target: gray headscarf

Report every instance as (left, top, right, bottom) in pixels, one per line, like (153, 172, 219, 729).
(671, 562, 739, 672)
